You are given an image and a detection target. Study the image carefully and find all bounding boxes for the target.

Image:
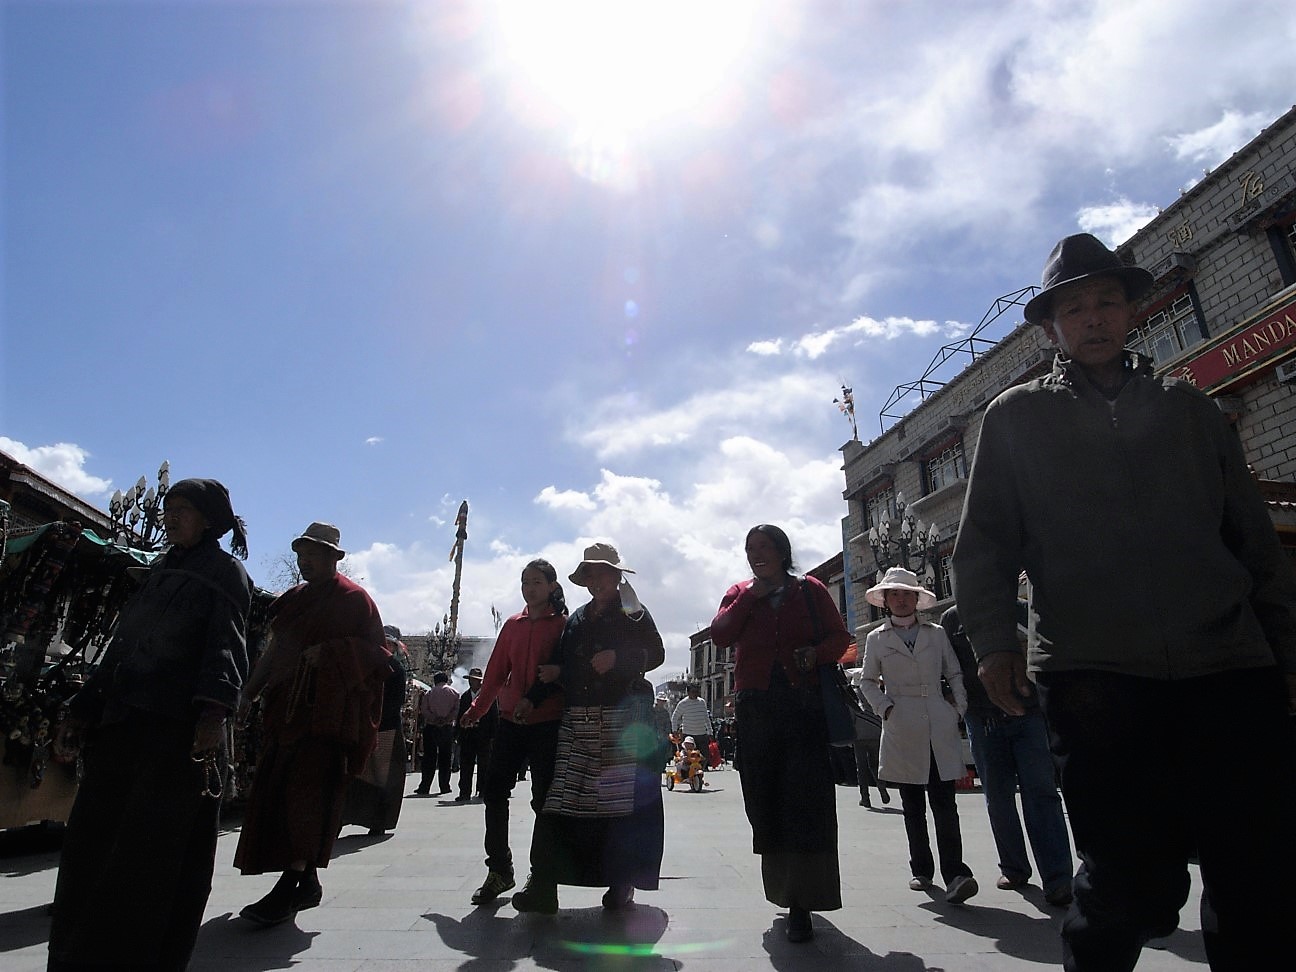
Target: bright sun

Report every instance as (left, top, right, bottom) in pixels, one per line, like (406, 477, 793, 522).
(488, 1, 763, 184)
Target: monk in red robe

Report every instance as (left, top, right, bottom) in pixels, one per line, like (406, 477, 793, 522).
(235, 521, 390, 926)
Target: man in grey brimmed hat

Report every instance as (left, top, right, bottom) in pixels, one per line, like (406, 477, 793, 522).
(954, 233, 1296, 970)
(234, 521, 390, 926)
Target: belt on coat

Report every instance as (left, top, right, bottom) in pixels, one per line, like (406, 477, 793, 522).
(886, 684, 935, 697)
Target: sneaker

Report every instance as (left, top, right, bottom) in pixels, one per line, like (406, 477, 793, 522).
(996, 874, 1029, 890)
(1045, 884, 1074, 907)
(908, 875, 932, 891)
(512, 878, 558, 915)
(786, 906, 814, 943)
(601, 884, 635, 910)
(946, 874, 979, 904)
(471, 870, 516, 905)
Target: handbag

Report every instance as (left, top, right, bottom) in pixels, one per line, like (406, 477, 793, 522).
(801, 578, 873, 747)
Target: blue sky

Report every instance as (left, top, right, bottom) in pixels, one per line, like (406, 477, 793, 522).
(3, 0, 1294, 677)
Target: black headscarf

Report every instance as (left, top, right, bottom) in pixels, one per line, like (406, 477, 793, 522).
(166, 478, 249, 560)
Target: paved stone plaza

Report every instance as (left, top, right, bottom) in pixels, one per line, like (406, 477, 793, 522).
(1, 768, 1209, 970)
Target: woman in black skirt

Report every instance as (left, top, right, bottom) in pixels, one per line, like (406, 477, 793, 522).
(710, 524, 849, 943)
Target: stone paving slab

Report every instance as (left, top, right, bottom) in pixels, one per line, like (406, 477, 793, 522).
(0, 769, 1208, 970)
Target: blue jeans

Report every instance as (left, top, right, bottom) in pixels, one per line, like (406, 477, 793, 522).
(964, 708, 1073, 892)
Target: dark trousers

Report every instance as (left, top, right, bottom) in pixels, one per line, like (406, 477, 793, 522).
(457, 729, 494, 799)
(853, 738, 888, 802)
(1037, 667, 1296, 972)
(897, 749, 972, 885)
(49, 716, 221, 971)
(419, 724, 454, 793)
(481, 719, 559, 877)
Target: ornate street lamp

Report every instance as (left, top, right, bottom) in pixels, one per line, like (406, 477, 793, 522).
(109, 460, 170, 551)
(866, 489, 942, 587)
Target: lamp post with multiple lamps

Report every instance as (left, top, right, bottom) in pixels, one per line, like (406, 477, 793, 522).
(866, 490, 943, 590)
(108, 460, 170, 552)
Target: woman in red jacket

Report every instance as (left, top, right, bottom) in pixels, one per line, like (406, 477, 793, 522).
(711, 524, 850, 944)
(461, 559, 567, 906)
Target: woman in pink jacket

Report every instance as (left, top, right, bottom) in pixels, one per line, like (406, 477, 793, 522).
(461, 559, 567, 906)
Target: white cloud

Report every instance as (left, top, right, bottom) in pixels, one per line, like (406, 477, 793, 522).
(568, 370, 836, 460)
(339, 370, 853, 678)
(1167, 109, 1272, 167)
(749, 316, 966, 360)
(746, 338, 783, 355)
(365, 436, 384, 446)
(1077, 198, 1161, 247)
(0, 437, 113, 497)
(535, 486, 596, 511)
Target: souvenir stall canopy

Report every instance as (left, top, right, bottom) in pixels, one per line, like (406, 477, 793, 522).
(0, 519, 275, 829)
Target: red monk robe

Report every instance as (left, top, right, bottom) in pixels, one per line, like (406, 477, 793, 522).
(235, 573, 390, 873)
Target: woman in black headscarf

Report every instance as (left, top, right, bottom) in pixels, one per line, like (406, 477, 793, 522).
(48, 478, 252, 972)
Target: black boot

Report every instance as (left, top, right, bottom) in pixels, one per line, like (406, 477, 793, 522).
(241, 871, 301, 927)
(294, 867, 323, 911)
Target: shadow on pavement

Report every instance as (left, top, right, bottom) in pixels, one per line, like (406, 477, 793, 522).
(762, 915, 938, 970)
(329, 830, 394, 858)
(426, 902, 673, 970)
(189, 912, 320, 972)
(0, 903, 52, 954)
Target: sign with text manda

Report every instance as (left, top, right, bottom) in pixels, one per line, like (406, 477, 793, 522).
(1165, 293, 1296, 393)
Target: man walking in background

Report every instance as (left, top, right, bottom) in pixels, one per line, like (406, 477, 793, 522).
(414, 672, 458, 796)
(455, 667, 497, 802)
(671, 683, 713, 766)
(940, 602, 1073, 906)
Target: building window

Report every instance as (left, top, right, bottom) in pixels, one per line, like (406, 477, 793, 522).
(925, 440, 966, 494)
(866, 484, 896, 529)
(1128, 292, 1204, 365)
(934, 553, 955, 600)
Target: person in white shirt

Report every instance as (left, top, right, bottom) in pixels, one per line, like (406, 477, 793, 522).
(671, 684, 713, 764)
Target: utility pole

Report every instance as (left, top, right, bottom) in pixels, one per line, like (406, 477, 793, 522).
(447, 500, 468, 637)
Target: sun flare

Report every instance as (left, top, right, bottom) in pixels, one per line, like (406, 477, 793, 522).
(489, 0, 763, 182)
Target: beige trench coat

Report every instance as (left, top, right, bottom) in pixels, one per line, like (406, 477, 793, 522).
(858, 619, 968, 785)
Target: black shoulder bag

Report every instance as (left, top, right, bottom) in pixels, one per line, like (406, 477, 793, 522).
(801, 578, 872, 747)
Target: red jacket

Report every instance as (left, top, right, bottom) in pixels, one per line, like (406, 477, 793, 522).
(711, 575, 849, 692)
(466, 608, 566, 724)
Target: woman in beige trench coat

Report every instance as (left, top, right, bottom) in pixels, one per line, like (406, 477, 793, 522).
(859, 567, 978, 905)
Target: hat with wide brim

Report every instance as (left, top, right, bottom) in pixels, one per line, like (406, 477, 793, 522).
(291, 521, 345, 557)
(467, 667, 484, 680)
(568, 542, 635, 585)
(865, 566, 937, 611)
(1023, 233, 1154, 325)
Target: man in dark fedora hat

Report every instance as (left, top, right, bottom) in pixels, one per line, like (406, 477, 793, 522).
(954, 233, 1296, 970)
(455, 666, 497, 802)
(234, 521, 391, 926)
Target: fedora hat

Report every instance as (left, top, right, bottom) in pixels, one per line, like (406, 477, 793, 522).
(865, 566, 937, 611)
(467, 667, 484, 680)
(1023, 233, 1154, 325)
(569, 541, 635, 585)
(291, 521, 345, 557)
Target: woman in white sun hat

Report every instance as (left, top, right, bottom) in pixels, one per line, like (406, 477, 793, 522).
(858, 566, 978, 905)
(511, 541, 665, 916)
